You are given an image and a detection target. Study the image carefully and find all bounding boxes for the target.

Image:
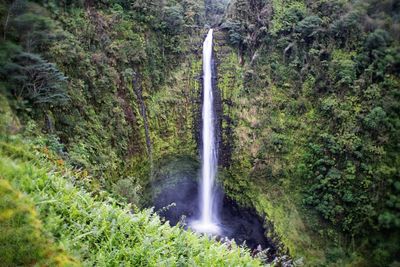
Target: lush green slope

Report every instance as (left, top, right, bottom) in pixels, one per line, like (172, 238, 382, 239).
(218, 0, 400, 265)
(0, 104, 261, 266)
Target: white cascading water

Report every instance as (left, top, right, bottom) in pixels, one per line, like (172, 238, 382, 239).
(191, 29, 220, 234)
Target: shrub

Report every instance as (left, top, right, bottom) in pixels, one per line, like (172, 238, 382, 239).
(295, 15, 322, 38)
(364, 29, 391, 52)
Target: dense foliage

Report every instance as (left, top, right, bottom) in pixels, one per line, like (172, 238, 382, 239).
(0, 0, 206, 193)
(220, 0, 400, 265)
(1, 0, 399, 266)
(0, 92, 261, 266)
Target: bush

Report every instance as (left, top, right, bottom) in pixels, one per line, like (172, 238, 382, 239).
(295, 15, 322, 38)
(363, 106, 388, 130)
(365, 29, 391, 52)
(221, 20, 245, 47)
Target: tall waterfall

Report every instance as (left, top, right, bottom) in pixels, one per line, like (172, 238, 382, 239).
(191, 29, 220, 234)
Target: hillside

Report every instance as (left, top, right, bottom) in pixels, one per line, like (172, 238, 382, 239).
(218, 0, 400, 265)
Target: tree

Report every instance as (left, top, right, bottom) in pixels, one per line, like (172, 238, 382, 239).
(221, 19, 245, 47)
(163, 3, 184, 35)
(11, 12, 54, 52)
(295, 15, 322, 39)
(1, 0, 27, 41)
(2, 52, 69, 107)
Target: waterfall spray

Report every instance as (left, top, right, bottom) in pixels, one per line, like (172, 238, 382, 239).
(191, 29, 220, 234)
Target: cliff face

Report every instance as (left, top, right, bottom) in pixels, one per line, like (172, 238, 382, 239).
(214, 0, 400, 266)
(213, 29, 239, 168)
(0, 0, 236, 195)
(0, 1, 209, 187)
(194, 29, 231, 169)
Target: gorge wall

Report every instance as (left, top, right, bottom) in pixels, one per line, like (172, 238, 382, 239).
(1, 0, 399, 266)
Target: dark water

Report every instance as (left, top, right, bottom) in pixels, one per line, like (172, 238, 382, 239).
(150, 157, 276, 254)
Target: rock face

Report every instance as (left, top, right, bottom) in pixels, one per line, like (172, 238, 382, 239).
(193, 28, 242, 169)
(213, 29, 236, 168)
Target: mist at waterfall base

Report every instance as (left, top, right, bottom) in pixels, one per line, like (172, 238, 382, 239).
(151, 159, 274, 252)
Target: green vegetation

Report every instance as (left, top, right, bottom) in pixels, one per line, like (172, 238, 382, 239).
(220, 0, 400, 265)
(0, 140, 261, 266)
(0, 1, 262, 266)
(0, 179, 79, 266)
(0, 0, 206, 190)
(1, 0, 399, 266)
(0, 102, 261, 266)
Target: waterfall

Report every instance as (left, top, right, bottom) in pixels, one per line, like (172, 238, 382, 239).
(191, 29, 220, 234)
